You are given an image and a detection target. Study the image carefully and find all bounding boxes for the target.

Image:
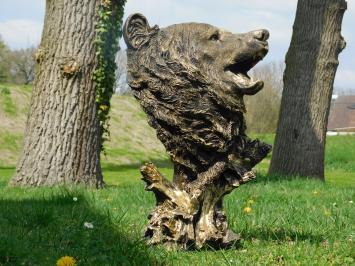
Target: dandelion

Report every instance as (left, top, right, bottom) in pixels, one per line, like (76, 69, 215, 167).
(99, 105, 108, 111)
(56, 256, 76, 266)
(84, 222, 94, 229)
(243, 207, 252, 214)
(73, 197, 78, 202)
(324, 209, 331, 217)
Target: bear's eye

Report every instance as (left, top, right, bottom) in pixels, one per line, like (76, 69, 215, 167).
(209, 32, 220, 41)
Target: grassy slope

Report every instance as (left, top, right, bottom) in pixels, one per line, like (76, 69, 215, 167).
(0, 84, 354, 265)
(0, 84, 31, 167)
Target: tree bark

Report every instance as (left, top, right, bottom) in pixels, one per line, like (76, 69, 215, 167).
(11, 0, 103, 187)
(269, 0, 347, 180)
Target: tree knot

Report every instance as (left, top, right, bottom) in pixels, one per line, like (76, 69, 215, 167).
(60, 58, 81, 77)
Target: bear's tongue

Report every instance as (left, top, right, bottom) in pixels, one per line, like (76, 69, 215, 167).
(225, 71, 264, 95)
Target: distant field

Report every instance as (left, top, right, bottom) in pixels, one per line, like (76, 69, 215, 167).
(0, 83, 354, 265)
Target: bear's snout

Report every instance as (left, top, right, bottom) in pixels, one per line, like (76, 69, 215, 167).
(250, 29, 269, 42)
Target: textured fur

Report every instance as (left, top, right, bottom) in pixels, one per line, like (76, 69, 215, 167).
(125, 14, 271, 185)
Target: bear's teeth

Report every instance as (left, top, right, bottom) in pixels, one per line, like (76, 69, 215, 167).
(233, 73, 250, 87)
(225, 71, 264, 95)
(231, 73, 257, 88)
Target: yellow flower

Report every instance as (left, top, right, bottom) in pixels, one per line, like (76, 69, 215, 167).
(56, 256, 76, 266)
(243, 207, 252, 214)
(99, 105, 108, 111)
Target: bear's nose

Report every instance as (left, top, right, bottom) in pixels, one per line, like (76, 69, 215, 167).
(252, 29, 269, 42)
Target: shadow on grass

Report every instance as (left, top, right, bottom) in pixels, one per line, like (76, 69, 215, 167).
(0, 166, 15, 170)
(0, 191, 165, 265)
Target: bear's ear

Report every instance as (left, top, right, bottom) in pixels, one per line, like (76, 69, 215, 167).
(123, 13, 159, 50)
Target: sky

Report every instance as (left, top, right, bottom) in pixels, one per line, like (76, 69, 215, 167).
(0, 0, 354, 90)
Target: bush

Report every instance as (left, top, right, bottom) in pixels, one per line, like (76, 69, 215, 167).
(245, 62, 284, 133)
(0, 87, 10, 95)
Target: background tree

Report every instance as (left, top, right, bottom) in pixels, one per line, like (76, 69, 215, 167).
(10, 47, 37, 85)
(335, 87, 355, 96)
(269, 0, 347, 180)
(0, 36, 11, 83)
(245, 62, 283, 133)
(11, 0, 126, 187)
(115, 49, 129, 93)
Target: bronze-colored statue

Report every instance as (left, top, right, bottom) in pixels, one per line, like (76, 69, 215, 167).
(123, 13, 272, 249)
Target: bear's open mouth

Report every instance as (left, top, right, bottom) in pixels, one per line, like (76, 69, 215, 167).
(225, 55, 265, 95)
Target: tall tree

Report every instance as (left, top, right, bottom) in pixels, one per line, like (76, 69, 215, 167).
(0, 36, 11, 83)
(11, 0, 125, 187)
(269, 0, 347, 180)
(10, 47, 37, 85)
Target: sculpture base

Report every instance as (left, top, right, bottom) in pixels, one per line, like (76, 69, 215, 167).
(140, 163, 255, 250)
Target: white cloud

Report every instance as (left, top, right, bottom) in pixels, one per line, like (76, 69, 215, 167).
(223, 9, 294, 42)
(335, 69, 355, 89)
(0, 19, 42, 49)
(342, 0, 354, 43)
(123, 0, 297, 30)
(221, 0, 297, 11)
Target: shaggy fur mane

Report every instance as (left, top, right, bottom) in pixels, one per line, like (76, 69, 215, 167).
(127, 34, 248, 179)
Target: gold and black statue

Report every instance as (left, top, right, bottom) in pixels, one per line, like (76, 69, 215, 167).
(123, 13, 271, 249)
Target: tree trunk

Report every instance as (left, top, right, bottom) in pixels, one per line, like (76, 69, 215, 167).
(269, 0, 347, 180)
(11, 0, 103, 187)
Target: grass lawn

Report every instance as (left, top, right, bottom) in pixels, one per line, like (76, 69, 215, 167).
(0, 136, 354, 265)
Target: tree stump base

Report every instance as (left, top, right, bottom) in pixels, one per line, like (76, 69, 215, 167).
(141, 163, 256, 249)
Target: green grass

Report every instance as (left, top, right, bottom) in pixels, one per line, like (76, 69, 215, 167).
(0, 86, 17, 116)
(0, 132, 23, 168)
(251, 134, 355, 187)
(0, 131, 22, 152)
(0, 167, 354, 265)
(1, 134, 354, 265)
(325, 136, 355, 172)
